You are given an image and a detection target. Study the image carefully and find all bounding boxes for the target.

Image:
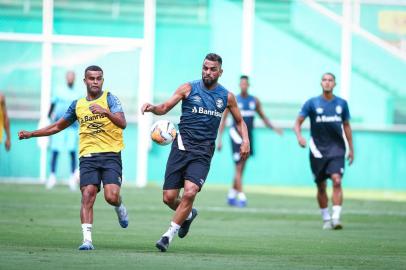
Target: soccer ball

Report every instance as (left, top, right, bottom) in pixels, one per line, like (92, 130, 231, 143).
(150, 120, 177, 145)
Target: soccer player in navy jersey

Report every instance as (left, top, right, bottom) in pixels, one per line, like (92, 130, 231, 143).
(294, 72, 354, 230)
(217, 75, 283, 207)
(142, 53, 250, 252)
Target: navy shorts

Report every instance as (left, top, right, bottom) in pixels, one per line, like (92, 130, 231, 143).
(79, 152, 122, 191)
(230, 135, 253, 163)
(164, 143, 214, 190)
(310, 155, 345, 183)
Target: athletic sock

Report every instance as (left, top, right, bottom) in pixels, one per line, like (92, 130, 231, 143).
(82, 223, 92, 243)
(332, 205, 342, 220)
(228, 188, 237, 199)
(114, 203, 125, 214)
(237, 192, 247, 201)
(163, 221, 181, 242)
(320, 207, 331, 221)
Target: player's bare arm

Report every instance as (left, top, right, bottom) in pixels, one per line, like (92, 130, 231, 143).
(18, 118, 72, 140)
(1, 94, 11, 151)
(141, 83, 192, 115)
(89, 104, 126, 129)
(227, 92, 250, 160)
(216, 108, 229, 151)
(255, 97, 283, 135)
(343, 121, 354, 165)
(294, 116, 306, 148)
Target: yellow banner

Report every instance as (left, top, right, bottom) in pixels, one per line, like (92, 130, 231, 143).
(379, 11, 406, 35)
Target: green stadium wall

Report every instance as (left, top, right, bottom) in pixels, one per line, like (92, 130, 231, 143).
(1, 121, 405, 189)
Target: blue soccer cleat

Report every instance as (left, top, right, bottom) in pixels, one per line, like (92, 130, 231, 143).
(227, 197, 237, 206)
(115, 204, 129, 228)
(78, 241, 95, 250)
(236, 199, 247, 208)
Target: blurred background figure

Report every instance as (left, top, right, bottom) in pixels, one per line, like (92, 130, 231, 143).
(217, 75, 283, 207)
(0, 93, 11, 152)
(47, 71, 80, 190)
(294, 73, 354, 230)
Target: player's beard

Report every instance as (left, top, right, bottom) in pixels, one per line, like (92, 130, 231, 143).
(87, 85, 102, 97)
(202, 77, 217, 88)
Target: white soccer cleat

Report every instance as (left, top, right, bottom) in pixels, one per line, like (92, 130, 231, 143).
(322, 220, 333, 230)
(332, 219, 343, 230)
(46, 174, 56, 190)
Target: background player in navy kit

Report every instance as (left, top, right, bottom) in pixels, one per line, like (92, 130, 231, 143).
(217, 75, 283, 207)
(141, 53, 250, 252)
(294, 72, 354, 230)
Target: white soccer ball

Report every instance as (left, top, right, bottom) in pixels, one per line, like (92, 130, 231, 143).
(150, 120, 177, 146)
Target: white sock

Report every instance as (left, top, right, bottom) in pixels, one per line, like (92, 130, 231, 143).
(163, 221, 181, 242)
(320, 207, 331, 221)
(332, 205, 342, 220)
(114, 203, 124, 213)
(186, 211, 193, 221)
(237, 192, 246, 201)
(228, 188, 237, 199)
(82, 223, 92, 243)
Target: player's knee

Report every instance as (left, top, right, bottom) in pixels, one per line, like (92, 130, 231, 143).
(332, 179, 342, 189)
(104, 192, 119, 205)
(331, 175, 342, 188)
(163, 192, 177, 206)
(182, 189, 197, 202)
(81, 188, 97, 205)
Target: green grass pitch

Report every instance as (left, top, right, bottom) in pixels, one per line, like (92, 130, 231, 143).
(0, 183, 405, 269)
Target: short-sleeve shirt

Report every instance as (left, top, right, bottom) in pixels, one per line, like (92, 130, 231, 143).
(299, 95, 350, 158)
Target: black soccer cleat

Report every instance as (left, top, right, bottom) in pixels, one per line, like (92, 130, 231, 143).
(178, 208, 198, 238)
(155, 236, 170, 252)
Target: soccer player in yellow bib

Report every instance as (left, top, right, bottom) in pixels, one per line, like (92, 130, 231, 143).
(0, 93, 11, 152)
(18, 66, 129, 250)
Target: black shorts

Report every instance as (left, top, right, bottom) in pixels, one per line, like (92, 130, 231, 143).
(79, 152, 122, 191)
(310, 155, 345, 183)
(164, 143, 214, 190)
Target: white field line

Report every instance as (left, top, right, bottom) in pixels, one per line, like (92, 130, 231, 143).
(0, 202, 404, 217)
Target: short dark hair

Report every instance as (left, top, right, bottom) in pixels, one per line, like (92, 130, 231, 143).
(85, 65, 103, 76)
(240, 75, 249, 81)
(204, 53, 222, 65)
(322, 72, 336, 81)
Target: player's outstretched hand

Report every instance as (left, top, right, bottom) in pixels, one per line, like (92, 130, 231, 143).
(141, 103, 155, 115)
(298, 136, 306, 148)
(89, 104, 107, 115)
(18, 131, 32, 140)
(347, 150, 354, 166)
(239, 141, 250, 161)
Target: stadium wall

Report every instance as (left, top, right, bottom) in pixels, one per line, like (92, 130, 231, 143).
(1, 121, 405, 190)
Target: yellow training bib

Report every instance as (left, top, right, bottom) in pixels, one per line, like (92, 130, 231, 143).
(76, 91, 124, 157)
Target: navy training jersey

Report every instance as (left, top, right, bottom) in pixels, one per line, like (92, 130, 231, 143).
(177, 80, 228, 153)
(299, 95, 350, 158)
(233, 94, 256, 133)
